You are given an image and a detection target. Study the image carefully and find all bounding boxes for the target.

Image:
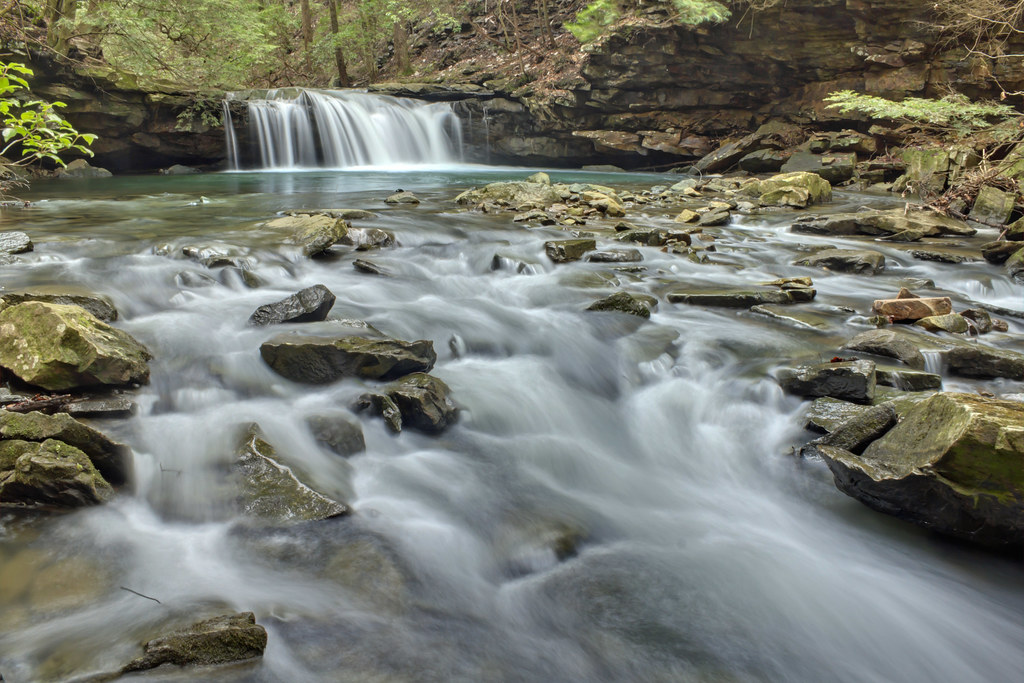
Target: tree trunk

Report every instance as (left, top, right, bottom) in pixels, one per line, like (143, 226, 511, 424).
(393, 20, 410, 74)
(327, 0, 350, 87)
(300, 0, 312, 70)
(44, 0, 76, 53)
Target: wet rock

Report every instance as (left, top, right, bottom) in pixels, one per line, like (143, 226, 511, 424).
(749, 304, 830, 330)
(514, 209, 555, 224)
(307, 414, 365, 457)
(961, 308, 993, 334)
(235, 427, 349, 522)
(545, 239, 596, 263)
(0, 302, 151, 391)
(455, 181, 563, 208)
(357, 373, 457, 434)
(66, 396, 136, 419)
(946, 344, 1024, 380)
(842, 329, 926, 369)
(801, 403, 898, 457)
(818, 393, 1024, 549)
(0, 439, 113, 507)
(780, 151, 856, 184)
(176, 270, 218, 288)
(980, 240, 1022, 264)
(288, 208, 376, 221)
(899, 148, 950, 194)
(248, 285, 336, 326)
(794, 248, 885, 275)
(874, 367, 942, 391)
(585, 249, 643, 264)
(0, 290, 118, 322)
(0, 410, 132, 486)
(490, 254, 536, 274)
(792, 209, 974, 238)
(697, 209, 731, 226)
(667, 287, 815, 307)
(123, 612, 267, 673)
(909, 250, 973, 264)
(260, 335, 436, 384)
(778, 359, 876, 403)
(692, 133, 762, 173)
(581, 190, 626, 217)
(586, 291, 651, 319)
(181, 245, 250, 270)
(969, 185, 1015, 225)
(673, 209, 700, 224)
(55, 159, 112, 179)
(739, 171, 832, 207)
(0, 231, 32, 255)
(341, 227, 396, 251)
(384, 191, 419, 204)
(872, 296, 952, 321)
(266, 213, 348, 257)
(914, 313, 969, 334)
(1006, 247, 1024, 283)
(525, 172, 551, 185)
(353, 259, 390, 276)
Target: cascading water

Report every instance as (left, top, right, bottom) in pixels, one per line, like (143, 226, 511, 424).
(230, 89, 464, 170)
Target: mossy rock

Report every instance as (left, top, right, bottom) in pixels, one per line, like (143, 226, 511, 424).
(0, 302, 151, 391)
(455, 181, 564, 208)
(818, 392, 1024, 549)
(586, 291, 651, 319)
(0, 439, 113, 508)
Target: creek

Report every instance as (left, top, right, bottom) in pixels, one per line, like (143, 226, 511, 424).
(1, 156, 1023, 680)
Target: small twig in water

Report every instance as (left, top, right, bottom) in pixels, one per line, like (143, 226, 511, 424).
(159, 464, 182, 475)
(120, 586, 162, 604)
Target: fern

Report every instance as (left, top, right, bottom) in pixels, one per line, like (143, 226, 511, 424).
(824, 90, 1019, 136)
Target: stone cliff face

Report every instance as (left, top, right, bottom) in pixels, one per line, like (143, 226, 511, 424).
(456, 0, 1022, 167)
(29, 0, 1024, 172)
(26, 54, 227, 173)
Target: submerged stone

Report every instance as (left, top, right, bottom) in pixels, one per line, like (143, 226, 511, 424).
(307, 413, 366, 457)
(123, 612, 268, 673)
(0, 302, 151, 391)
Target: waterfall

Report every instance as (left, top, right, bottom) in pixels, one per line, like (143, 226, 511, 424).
(231, 89, 463, 169)
(223, 100, 241, 170)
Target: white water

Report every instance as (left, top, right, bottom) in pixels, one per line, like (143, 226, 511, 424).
(234, 90, 463, 170)
(1, 172, 1023, 682)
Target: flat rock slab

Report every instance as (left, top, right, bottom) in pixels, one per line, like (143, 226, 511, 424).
(261, 335, 436, 383)
(0, 291, 118, 321)
(792, 209, 975, 238)
(946, 343, 1024, 380)
(667, 287, 816, 307)
(842, 329, 926, 369)
(819, 392, 1024, 549)
(248, 284, 336, 326)
(778, 359, 876, 403)
(585, 249, 643, 263)
(794, 248, 885, 275)
(124, 612, 267, 673)
(0, 231, 32, 255)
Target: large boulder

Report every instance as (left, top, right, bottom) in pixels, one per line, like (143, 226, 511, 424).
(265, 214, 349, 257)
(0, 410, 132, 486)
(817, 393, 1024, 549)
(780, 151, 856, 184)
(248, 285, 336, 326)
(794, 248, 885, 274)
(455, 181, 563, 208)
(738, 171, 832, 207)
(260, 335, 436, 383)
(123, 612, 267, 673)
(0, 302, 151, 391)
(357, 372, 457, 434)
(235, 427, 349, 523)
(55, 159, 112, 179)
(0, 439, 113, 507)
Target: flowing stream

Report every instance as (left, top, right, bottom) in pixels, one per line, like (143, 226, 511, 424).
(1, 166, 1023, 682)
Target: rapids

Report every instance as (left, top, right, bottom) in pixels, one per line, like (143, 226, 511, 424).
(1, 167, 1023, 682)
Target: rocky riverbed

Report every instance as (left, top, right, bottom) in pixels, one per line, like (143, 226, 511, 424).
(0, 166, 1022, 681)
